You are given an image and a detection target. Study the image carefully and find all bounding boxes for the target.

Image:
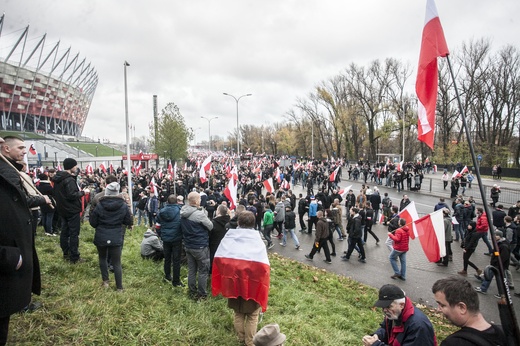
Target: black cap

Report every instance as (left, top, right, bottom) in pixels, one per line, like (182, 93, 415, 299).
(374, 284, 405, 308)
(63, 158, 78, 171)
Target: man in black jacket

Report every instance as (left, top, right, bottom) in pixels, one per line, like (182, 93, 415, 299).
(0, 136, 46, 345)
(297, 194, 308, 232)
(53, 158, 90, 264)
(342, 207, 366, 263)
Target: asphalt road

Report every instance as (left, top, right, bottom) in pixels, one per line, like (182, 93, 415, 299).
(271, 172, 520, 326)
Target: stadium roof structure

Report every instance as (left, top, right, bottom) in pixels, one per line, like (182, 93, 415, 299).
(0, 14, 98, 137)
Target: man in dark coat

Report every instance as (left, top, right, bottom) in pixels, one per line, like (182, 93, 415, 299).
(53, 158, 90, 263)
(0, 136, 43, 344)
(209, 204, 231, 273)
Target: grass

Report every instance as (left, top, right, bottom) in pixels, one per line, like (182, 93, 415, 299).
(0, 130, 46, 140)
(63, 142, 125, 156)
(9, 223, 457, 345)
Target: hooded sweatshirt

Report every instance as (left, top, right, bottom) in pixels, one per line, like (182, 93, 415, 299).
(180, 204, 213, 249)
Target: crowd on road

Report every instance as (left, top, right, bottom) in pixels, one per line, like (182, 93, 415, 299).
(1, 138, 519, 345)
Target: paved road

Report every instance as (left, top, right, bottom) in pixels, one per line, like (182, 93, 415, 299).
(271, 172, 520, 325)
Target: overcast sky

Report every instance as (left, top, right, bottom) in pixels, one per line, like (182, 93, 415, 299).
(2, 0, 518, 146)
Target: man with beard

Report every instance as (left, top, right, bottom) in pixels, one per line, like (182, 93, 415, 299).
(362, 284, 436, 346)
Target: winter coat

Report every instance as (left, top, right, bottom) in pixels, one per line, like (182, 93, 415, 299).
(348, 214, 363, 238)
(315, 217, 329, 241)
(298, 198, 307, 214)
(490, 238, 510, 270)
(374, 297, 437, 346)
(209, 214, 231, 250)
(156, 203, 182, 243)
(263, 210, 274, 226)
(0, 159, 41, 317)
(52, 171, 85, 218)
(388, 226, 410, 252)
(443, 216, 453, 242)
(476, 213, 489, 234)
(140, 229, 163, 256)
(180, 204, 213, 249)
(284, 210, 296, 230)
(463, 229, 480, 251)
(36, 180, 55, 213)
(90, 196, 133, 247)
(308, 201, 318, 217)
(274, 202, 286, 222)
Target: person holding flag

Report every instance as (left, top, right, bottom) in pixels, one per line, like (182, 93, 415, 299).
(388, 218, 409, 281)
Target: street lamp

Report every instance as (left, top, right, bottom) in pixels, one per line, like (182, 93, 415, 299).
(54, 152, 58, 167)
(96, 146, 98, 157)
(201, 116, 218, 152)
(124, 60, 132, 206)
(223, 93, 252, 157)
(77, 146, 80, 157)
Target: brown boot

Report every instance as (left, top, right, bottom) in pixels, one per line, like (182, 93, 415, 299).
(476, 269, 483, 276)
(457, 270, 467, 276)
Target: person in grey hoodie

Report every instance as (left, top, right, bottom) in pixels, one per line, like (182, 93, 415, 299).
(180, 191, 214, 300)
(140, 229, 164, 261)
(273, 199, 286, 239)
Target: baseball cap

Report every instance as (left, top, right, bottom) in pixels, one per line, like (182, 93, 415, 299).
(374, 284, 405, 308)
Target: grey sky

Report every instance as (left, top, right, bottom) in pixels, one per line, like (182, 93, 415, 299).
(2, 0, 518, 145)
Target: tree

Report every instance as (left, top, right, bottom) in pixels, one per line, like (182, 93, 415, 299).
(150, 103, 192, 162)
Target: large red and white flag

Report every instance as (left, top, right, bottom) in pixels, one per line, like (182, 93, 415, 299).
(212, 228, 270, 312)
(460, 165, 469, 175)
(275, 167, 281, 183)
(413, 209, 446, 262)
(338, 185, 352, 199)
(329, 166, 340, 182)
(223, 176, 238, 210)
(85, 163, 94, 175)
(451, 170, 460, 179)
(150, 177, 158, 195)
(168, 160, 173, 177)
(416, 0, 449, 149)
(397, 201, 420, 238)
(263, 178, 274, 193)
(199, 155, 212, 183)
(98, 162, 107, 174)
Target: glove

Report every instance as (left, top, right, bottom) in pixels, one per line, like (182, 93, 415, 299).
(315, 242, 320, 248)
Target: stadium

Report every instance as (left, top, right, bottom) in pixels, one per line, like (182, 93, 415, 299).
(0, 14, 97, 137)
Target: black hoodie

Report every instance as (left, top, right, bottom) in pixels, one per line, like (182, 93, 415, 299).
(52, 171, 85, 217)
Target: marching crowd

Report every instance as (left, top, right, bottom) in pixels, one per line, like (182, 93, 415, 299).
(1, 135, 518, 345)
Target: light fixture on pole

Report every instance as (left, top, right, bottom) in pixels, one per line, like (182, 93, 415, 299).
(124, 60, 133, 206)
(200, 116, 218, 152)
(223, 93, 252, 157)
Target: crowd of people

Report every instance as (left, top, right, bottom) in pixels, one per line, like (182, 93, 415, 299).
(1, 135, 519, 345)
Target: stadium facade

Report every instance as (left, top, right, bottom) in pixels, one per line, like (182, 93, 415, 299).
(0, 14, 97, 137)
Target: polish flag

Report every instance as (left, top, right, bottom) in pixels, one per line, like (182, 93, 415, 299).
(85, 163, 94, 175)
(396, 161, 404, 172)
(413, 209, 446, 262)
(138, 150, 144, 160)
(98, 162, 107, 174)
(157, 170, 164, 180)
(263, 178, 274, 193)
(338, 185, 352, 199)
(230, 165, 238, 181)
(281, 179, 290, 190)
(109, 162, 114, 174)
(199, 155, 212, 183)
(29, 143, 37, 155)
(149, 177, 158, 195)
(183, 162, 187, 171)
(416, 0, 449, 149)
(329, 166, 340, 182)
(134, 161, 142, 176)
(397, 201, 420, 238)
(451, 170, 460, 179)
(379, 213, 385, 224)
(168, 160, 173, 177)
(223, 176, 238, 210)
(275, 167, 281, 183)
(212, 228, 270, 312)
(460, 166, 469, 175)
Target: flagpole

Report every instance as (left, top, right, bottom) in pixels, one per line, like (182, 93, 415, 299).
(446, 55, 520, 342)
(124, 61, 133, 208)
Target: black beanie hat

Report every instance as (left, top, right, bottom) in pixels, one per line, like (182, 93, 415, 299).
(63, 158, 78, 171)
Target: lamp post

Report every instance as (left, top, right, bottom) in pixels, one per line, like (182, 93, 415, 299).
(201, 116, 218, 152)
(77, 146, 80, 157)
(95, 145, 98, 157)
(223, 93, 252, 158)
(124, 60, 132, 206)
(54, 151, 58, 167)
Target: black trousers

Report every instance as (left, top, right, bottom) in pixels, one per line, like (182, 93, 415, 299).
(60, 213, 81, 262)
(0, 315, 9, 346)
(308, 238, 331, 261)
(346, 237, 366, 260)
(298, 212, 307, 230)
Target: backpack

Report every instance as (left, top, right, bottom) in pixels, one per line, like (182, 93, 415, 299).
(382, 197, 392, 208)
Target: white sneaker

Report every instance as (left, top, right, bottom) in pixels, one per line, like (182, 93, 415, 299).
(279, 243, 286, 247)
(45, 232, 52, 236)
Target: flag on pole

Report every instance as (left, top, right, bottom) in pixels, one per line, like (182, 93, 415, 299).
(338, 185, 352, 199)
(460, 165, 469, 175)
(397, 201, 420, 238)
(29, 143, 37, 155)
(263, 178, 274, 193)
(413, 209, 446, 262)
(211, 228, 270, 312)
(109, 162, 114, 174)
(223, 176, 238, 210)
(451, 170, 460, 179)
(416, 0, 449, 149)
(275, 167, 281, 183)
(85, 163, 94, 175)
(199, 155, 212, 183)
(329, 166, 340, 182)
(98, 162, 107, 174)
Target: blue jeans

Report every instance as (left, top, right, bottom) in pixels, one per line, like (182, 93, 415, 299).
(41, 210, 55, 234)
(389, 250, 407, 279)
(453, 223, 464, 241)
(136, 209, 146, 226)
(185, 246, 210, 297)
(163, 240, 183, 285)
(282, 228, 300, 248)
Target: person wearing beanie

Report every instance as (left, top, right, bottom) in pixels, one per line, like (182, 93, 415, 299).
(89, 182, 133, 291)
(52, 158, 90, 264)
(474, 229, 511, 295)
(362, 284, 436, 346)
(253, 324, 286, 346)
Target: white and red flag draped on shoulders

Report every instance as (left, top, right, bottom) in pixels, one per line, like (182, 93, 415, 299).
(281, 179, 290, 190)
(29, 143, 37, 155)
(199, 155, 212, 183)
(416, 0, 449, 150)
(263, 177, 274, 193)
(98, 162, 107, 174)
(223, 176, 238, 210)
(329, 166, 340, 182)
(397, 201, 420, 237)
(413, 209, 446, 262)
(212, 228, 270, 312)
